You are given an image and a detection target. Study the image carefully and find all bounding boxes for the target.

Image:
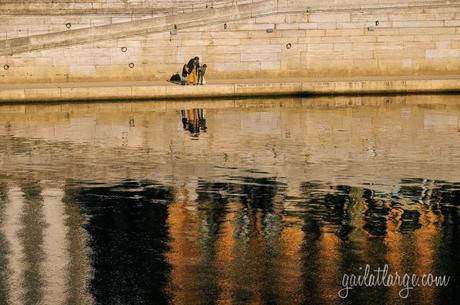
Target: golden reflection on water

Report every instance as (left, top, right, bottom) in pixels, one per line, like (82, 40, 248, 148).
(0, 95, 459, 305)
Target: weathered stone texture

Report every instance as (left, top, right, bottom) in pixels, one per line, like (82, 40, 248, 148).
(0, 0, 458, 83)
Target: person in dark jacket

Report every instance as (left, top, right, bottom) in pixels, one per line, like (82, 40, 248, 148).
(181, 64, 189, 85)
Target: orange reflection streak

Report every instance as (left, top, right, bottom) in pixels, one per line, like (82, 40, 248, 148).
(278, 215, 304, 305)
(246, 209, 264, 305)
(215, 201, 237, 305)
(412, 208, 440, 305)
(385, 204, 404, 304)
(318, 232, 341, 305)
(166, 197, 202, 305)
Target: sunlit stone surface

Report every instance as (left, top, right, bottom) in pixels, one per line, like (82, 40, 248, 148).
(0, 95, 458, 305)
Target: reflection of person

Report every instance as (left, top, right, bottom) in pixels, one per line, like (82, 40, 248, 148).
(186, 109, 199, 133)
(180, 108, 207, 134)
(198, 108, 207, 130)
(198, 64, 207, 85)
(181, 110, 187, 128)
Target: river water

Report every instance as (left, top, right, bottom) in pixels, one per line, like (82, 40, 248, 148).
(0, 95, 458, 305)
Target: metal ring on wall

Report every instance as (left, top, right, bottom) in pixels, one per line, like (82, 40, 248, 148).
(66, 23, 71, 29)
(286, 43, 292, 49)
(129, 63, 135, 68)
(121, 46, 127, 52)
(3, 64, 9, 70)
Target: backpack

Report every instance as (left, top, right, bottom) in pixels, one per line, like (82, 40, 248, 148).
(170, 73, 181, 82)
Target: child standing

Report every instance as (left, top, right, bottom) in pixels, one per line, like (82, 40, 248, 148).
(198, 64, 207, 85)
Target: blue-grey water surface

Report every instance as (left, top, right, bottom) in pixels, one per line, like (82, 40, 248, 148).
(0, 95, 458, 305)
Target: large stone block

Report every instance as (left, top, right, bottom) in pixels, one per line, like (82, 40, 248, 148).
(401, 48, 427, 59)
(215, 61, 260, 72)
(392, 20, 444, 28)
(285, 14, 310, 23)
(309, 12, 350, 23)
(242, 45, 282, 53)
(326, 29, 365, 36)
(241, 52, 279, 62)
(211, 38, 241, 45)
(276, 23, 306, 30)
(374, 50, 406, 59)
(131, 86, 166, 98)
(308, 43, 333, 52)
(352, 43, 379, 51)
(351, 13, 390, 23)
(204, 53, 241, 62)
(451, 41, 460, 49)
(426, 49, 460, 59)
(314, 22, 338, 30)
(205, 45, 243, 54)
(173, 46, 208, 55)
(239, 38, 271, 45)
(304, 29, 327, 37)
(231, 23, 276, 31)
(24, 88, 61, 100)
(336, 22, 368, 29)
(234, 82, 302, 96)
(341, 50, 374, 59)
(208, 31, 249, 39)
(298, 37, 322, 44)
(377, 35, 414, 42)
(0, 88, 25, 100)
(445, 20, 460, 27)
(110, 53, 131, 65)
(412, 35, 435, 42)
(69, 65, 96, 76)
(401, 27, 456, 35)
(255, 15, 287, 24)
(431, 34, 460, 42)
(248, 30, 283, 38)
(333, 43, 353, 51)
(261, 61, 281, 70)
(93, 56, 111, 65)
(181, 39, 212, 46)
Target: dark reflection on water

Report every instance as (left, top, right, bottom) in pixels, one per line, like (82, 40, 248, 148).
(0, 181, 9, 305)
(65, 181, 174, 305)
(19, 182, 46, 305)
(0, 95, 459, 305)
(194, 177, 286, 305)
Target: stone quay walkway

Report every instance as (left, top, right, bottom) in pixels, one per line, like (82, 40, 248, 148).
(0, 75, 459, 103)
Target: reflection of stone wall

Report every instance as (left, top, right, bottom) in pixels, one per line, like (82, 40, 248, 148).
(0, 182, 93, 305)
(0, 177, 456, 305)
(0, 95, 459, 304)
(1, 95, 459, 188)
(0, 0, 458, 83)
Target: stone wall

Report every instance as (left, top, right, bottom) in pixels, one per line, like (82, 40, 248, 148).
(0, 0, 249, 14)
(0, 0, 458, 83)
